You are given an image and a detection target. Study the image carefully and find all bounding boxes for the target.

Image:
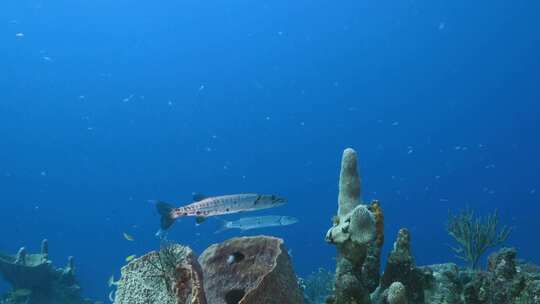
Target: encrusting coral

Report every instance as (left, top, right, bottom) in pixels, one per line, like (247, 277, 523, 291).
(387, 282, 407, 304)
(363, 200, 385, 293)
(369, 201, 384, 249)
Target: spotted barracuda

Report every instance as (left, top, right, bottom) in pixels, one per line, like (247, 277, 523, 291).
(155, 193, 286, 230)
(216, 215, 299, 233)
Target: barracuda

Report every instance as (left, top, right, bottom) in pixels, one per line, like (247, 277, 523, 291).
(155, 193, 286, 231)
(216, 215, 299, 233)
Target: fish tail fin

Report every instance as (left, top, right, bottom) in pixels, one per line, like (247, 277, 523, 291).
(153, 200, 176, 230)
(214, 220, 230, 234)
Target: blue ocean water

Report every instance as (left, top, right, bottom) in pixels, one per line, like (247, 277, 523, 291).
(1, 0, 539, 301)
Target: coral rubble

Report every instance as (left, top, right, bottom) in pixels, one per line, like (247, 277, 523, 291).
(0, 240, 92, 304)
(199, 236, 303, 304)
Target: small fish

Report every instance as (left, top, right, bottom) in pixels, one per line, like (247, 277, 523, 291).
(123, 232, 134, 241)
(108, 275, 118, 287)
(125, 254, 136, 262)
(154, 193, 286, 231)
(122, 94, 134, 103)
(216, 215, 298, 233)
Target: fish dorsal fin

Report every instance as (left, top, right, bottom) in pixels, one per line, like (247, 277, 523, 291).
(195, 216, 207, 224)
(192, 193, 208, 202)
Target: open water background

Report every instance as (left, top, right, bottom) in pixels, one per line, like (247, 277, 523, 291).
(1, 0, 539, 301)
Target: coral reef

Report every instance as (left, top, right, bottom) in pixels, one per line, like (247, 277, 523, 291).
(114, 236, 302, 304)
(369, 228, 427, 304)
(325, 148, 425, 304)
(0, 239, 92, 304)
(461, 247, 539, 304)
(325, 148, 376, 304)
(114, 243, 205, 304)
(447, 208, 511, 269)
(369, 201, 384, 250)
(7, 147, 538, 304)
(386, 282, 407, 304)
(198, 236, 303, 304)
(421, 263, 462, 304)
(378, 229, 426, 304)
(298, 268, 335, 304)
(421, 247, 540, 304)
(363, 201, 385, 293)
(322, 148, 540, 304)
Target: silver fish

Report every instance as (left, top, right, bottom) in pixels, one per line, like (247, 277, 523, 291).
(155, 193, 286, 231)
(216, 215, 298, 233)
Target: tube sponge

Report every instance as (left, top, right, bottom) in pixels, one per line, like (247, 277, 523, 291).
(326, 148, 376, 304)
(338, 148, 361, 217)
(326, 148, 375, 246)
